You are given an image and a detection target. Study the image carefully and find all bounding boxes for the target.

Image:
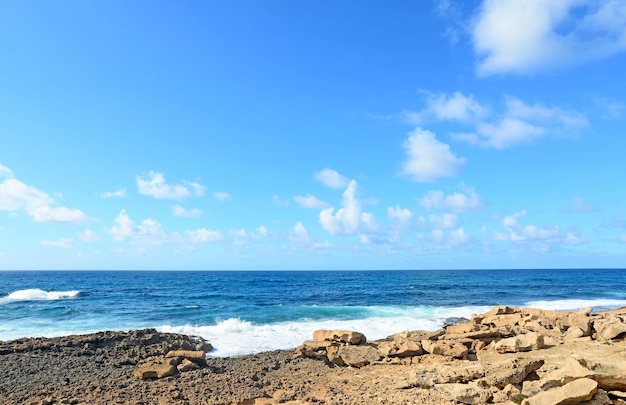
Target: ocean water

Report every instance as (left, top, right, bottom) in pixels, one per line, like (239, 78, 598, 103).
(1, 269, 626, 357)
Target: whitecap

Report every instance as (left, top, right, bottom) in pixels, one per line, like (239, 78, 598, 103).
(2, 288, 80, 302)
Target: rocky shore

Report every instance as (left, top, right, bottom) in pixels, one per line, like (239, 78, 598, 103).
(2, 305, 626, 404)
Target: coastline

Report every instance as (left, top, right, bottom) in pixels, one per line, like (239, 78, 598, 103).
(2, 305, 626, 404)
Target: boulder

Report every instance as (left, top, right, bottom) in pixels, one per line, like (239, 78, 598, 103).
(521, 377, 597, 405)
(293, 340, 335, 359)
(421, 340, 468, 359)
(177, 358, 200, 372)
(482, 306, 521, 317)
(594, 316, 626, 340)
(435, 382, 492, 404)
(495, 332, 545, 354)
(133, 362, 177, 379)
(165, 350, 206, 362)
(539, 357, 594, 389)
(479, 358, 544, 389)
(312, 330, 366, 345)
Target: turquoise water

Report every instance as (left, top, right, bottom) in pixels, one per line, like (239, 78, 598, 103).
(1, 269, 625, 356)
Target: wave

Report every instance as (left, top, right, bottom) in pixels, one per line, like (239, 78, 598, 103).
(158, 304, 492, 357)
(2, 289, 81, 302)
(523, 298, 626, 312)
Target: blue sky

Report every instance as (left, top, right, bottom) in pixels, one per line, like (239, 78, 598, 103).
(1, 0, 626, 270)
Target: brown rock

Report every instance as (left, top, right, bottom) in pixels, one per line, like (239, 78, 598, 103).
(312, 330, 366, 345)
(539, 357, 594, 389)
(329, 345, 381, 367)
(422, 340, 468, 359)
(177, 358, 200, 372)
(495, 332, 545, 354)
(435, 382, 492, 404)
(376, 340, 423, 357)
(479, 358, 544, 389)
(133, 363, 177, 379)
(482, 306, 521, 318)
(165, 349, 206, 360)
(521, 377, 597, 405)
(594, 316, 626, 340)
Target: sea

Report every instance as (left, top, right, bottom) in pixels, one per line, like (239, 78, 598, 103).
(1, 269, 626, 357)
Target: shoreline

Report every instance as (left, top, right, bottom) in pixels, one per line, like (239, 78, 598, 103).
(2, 305, 626, 404)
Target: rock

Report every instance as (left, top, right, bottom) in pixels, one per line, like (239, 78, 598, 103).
(312, 330, 366, 345)
(563, 327, 586, 342)
(293, 340, 335, 359)
(165, 350, 206, 363)
(594, 316, 626, 340)
(538, 357, 594, 390)
(481, 313, 523, 328)
(480, 358, 544, 389)
(586, 389, 612, 405)
(482, 306, 521, 318)
(522, 307, 565, 321)
(421, 340, 468, 359)
(177, 358, 200, 372)
(133, 362, 177, 379)
(376, 340, 423, 357)
(390, 329, 444, 342)
(435, 382, 492, 404)
(328, 345, 381, 368)
(521, 378, 597, 405)
(495, 332, 545, 353)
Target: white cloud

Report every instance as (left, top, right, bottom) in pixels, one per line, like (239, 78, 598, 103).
(40, 238, 73, 248)
(388, 205, 414, 226)
(429, 213, 459, 229)
(314, 168, 349, 189)
(78, 228, 99, 242)
(453, 96, 588, 149)
(0, 172, 89, 224)
(213, 191, 231, 201)
(570, 196, 600, 212)
(230, 226, 270, 243)
(187, 228, 224, 243)
(110, 210, 175, 246)
(472, 0, 626, 75)
(293, 194, 330, 209)
(400, 127, 466, 182)
(419, 186, 482, 212)
(100, 188, 127, 198)
(492, 210, 587, 248)
(172, 205, 203, 218)
(0, 163, 14, 179)
(319, 180, 378, 239)
(404, 92, 489, 124)
(289, 222, 312, 244)
(136, 171, 204, 200)
(434, 0, 466, 45)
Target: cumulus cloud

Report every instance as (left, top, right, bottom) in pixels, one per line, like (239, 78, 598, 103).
(388, 205, 414, 227)
(404, 92, 488, 124)
(77, 228, 99, 242)
(293, 194, 330, 209)
(40, 238, 73, 248)
(419, 186, 483, 212)
(400, 127, 466, 182)
(319, 180, 377, 239)
(289, 222, 313, 244)
(0, 165, 89, 224)
(213, 191, 231, 201)
(230, 226, 270, 244)
(110, 209, 176, 247)
(172, 205, 203, 218)
(136, 171, 204, 200)
(314, 168, 349, 189)
(187, 228, 224, 243)
(492, 210, 587, 249)
(429, 213, 459, 229)
(472, 0, 626, 75)
(100, 188, 126, 198)
(0, 163, 14, 179)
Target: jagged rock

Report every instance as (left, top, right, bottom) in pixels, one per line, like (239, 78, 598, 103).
(481, 313, 523, 328)
(413, 362, 486, 388)
(376, 340, 423, 357)
(495, 332, 545, 353)
(521, 377, 597, 405)
(293, 340, 335, 359)
(435, 382, 492, 404)
(165, 349, 206, 363)
(327, 345, 381, 368)
(538, 357, 594, 390)
(483, 306, 521, 317)
(390, 329, 444, 342)
(563, 327, 586, 341)
(312, 330, 366, 345)
(422, 340, 468, 359)
(594, 316, 626, 340)
(479, 358, 544, 389)
(586, 389, 612, 405)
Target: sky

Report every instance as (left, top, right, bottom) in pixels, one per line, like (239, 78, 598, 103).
(1, 0, 626, 270)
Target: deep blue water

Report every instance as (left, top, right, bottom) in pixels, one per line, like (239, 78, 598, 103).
(1, 269, 625, 356)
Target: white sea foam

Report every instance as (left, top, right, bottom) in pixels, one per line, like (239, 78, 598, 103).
(2, 288, 80, 302)
(524, 298, 626, 312)
(158, 304, 492, 357)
